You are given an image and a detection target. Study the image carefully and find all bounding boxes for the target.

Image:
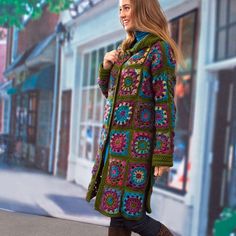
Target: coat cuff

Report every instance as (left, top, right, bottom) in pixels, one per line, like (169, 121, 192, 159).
(152, 155, 173, 167)
(99, 63, 112, 80)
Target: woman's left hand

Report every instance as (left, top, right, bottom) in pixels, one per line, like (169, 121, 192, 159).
(154, 166, 170, 178)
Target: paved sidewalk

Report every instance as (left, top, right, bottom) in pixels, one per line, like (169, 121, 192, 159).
(0, 161, 109, 226)
(0, 209, 108, 236)
(0, 161, 177, 236)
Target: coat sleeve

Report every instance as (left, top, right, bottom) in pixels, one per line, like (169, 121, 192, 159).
(149, 41, 177, 167)
(97, 62, 112, 99)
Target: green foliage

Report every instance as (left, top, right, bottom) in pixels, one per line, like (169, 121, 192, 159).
(0, 0, 72, 28)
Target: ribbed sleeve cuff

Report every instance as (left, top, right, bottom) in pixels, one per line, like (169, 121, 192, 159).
(99, 63, 112, 80)
(152, 155, 173, 167)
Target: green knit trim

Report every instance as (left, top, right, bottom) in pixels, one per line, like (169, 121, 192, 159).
(152, 155, 173, 167)
(126, 33, 162, 55)
(99, 62, 111, 80)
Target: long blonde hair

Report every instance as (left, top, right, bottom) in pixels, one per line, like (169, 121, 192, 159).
(118, 0, 186, 69)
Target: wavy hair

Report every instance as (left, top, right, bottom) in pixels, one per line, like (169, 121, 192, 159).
(118, 0, 186, 69)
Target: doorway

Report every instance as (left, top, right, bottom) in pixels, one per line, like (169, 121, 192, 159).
(57, 90, 72, 178)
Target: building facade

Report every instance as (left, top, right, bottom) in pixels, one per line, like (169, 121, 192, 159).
(58, 0, 236, 235)
(4, 8, 59, 171)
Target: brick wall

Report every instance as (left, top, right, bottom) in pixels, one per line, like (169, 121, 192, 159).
(18, 7, 59, 54)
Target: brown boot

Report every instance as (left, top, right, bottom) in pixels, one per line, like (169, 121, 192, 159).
(108, 226, 132, 236)
(157, 223, 174, 236)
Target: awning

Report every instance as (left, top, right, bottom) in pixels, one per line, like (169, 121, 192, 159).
(25, 33, 56, 68)
(7, 87, 20, 95)
(21, 66, 55, 92)
(3, 45, 36, 78)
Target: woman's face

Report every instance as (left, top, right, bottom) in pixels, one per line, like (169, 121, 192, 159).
(119, 0, 136, 31)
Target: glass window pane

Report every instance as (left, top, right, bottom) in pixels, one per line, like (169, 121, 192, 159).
(79, 125, 86, 157)
(81, 89, 88, 122)
(99, 47, 105, 65)
(90, 50, 97, 86)
(107, 44, 114, 52)
(170, 20, 178, 43)
(217, 30, 227, 60)
(88, 88, 95, 121)
(93, 127, 100, 162)
(230, 0, 236, 24)
(115, 40, 122, 49)
(178, 13, 195, 72)
(85, 125, 93, 160)
(95, 87, 103, 122)
(218, 0, 228, 27)
(228, 25, 236, 58)
(83, 53, 89, 87)
(175, 74, 192, 131)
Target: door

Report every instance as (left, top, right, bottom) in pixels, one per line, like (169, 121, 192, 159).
(208, 69, 236, 235)
(57, 90, 72, 177)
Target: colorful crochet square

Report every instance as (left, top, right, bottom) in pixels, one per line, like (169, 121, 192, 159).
(152, 72, 169, 103)
(153, 130, 173, 155)
(150, 42, 163, 74)
(113, 101, 134, 127)
(111, 65, 119, 79)
(163, 42, 176, 68)
(108, 74, 116, 90)
(119, 68, 141, 96)
(92, 152, 101, 175)
(106, 158, 126, 186)
(100, 187, 121, 215)
(121, 190, 144, 218)
(139, 70, 152, 98)
(131, 131, 152, 159)
(126, 163, 149, 190)
(109, 130, 130, 156)
(170, 102, 176, 128)
(134, 102, 154, 129)
(155, 103, 170, 129)
(99, 126, 108, 149)
(125, 49, 149, 65)
(103, 99, 112, 127)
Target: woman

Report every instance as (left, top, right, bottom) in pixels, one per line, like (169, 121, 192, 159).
(86, 0, 184, 235)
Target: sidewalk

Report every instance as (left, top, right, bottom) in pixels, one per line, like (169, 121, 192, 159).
(0, 209, 108, 236)
(0, 161, 109, 226)
(0, 161, 177, 236)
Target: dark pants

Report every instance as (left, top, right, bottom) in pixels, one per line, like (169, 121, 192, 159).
(110, 213, 161, 236)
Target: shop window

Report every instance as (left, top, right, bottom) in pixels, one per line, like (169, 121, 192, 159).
(12, 92, 38, 144)
(78, 40, 122, 161)
(154, 10, 198, 194)
(215, 0, 236, 61)
(27, 91, 38, 143)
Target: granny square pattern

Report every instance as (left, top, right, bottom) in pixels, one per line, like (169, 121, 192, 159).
(106, 158, 126, 186)
(134, 102, 154, 129)
(130, 131, 152, 159)
(112, 101, 134, 127)
(109, 130, 130, 156)
(155, 103, 170, 129)
(121, 190, 144, 219)
(153, 130, 174, 155)
(152, 72, 169, 102)
(139, 70, 152, 98)
(119, 68, 141, 96)
(126, 163, 149, 190)
(100, 187, 122, 215)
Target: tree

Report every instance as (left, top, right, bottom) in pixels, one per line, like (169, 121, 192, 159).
(0, 0, 72, 28)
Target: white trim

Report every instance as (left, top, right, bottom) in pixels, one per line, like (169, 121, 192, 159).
(205, 57, 236, 71)
(166, 0, 200, 20)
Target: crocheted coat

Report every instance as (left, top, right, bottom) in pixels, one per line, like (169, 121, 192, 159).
(86, 33, 176, 220)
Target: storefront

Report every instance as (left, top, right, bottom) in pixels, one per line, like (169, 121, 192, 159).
(60, 0, 201, 235)
(4, 34, 56, 171)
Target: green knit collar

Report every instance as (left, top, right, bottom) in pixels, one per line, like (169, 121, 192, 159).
(126, 33, 162, 55)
